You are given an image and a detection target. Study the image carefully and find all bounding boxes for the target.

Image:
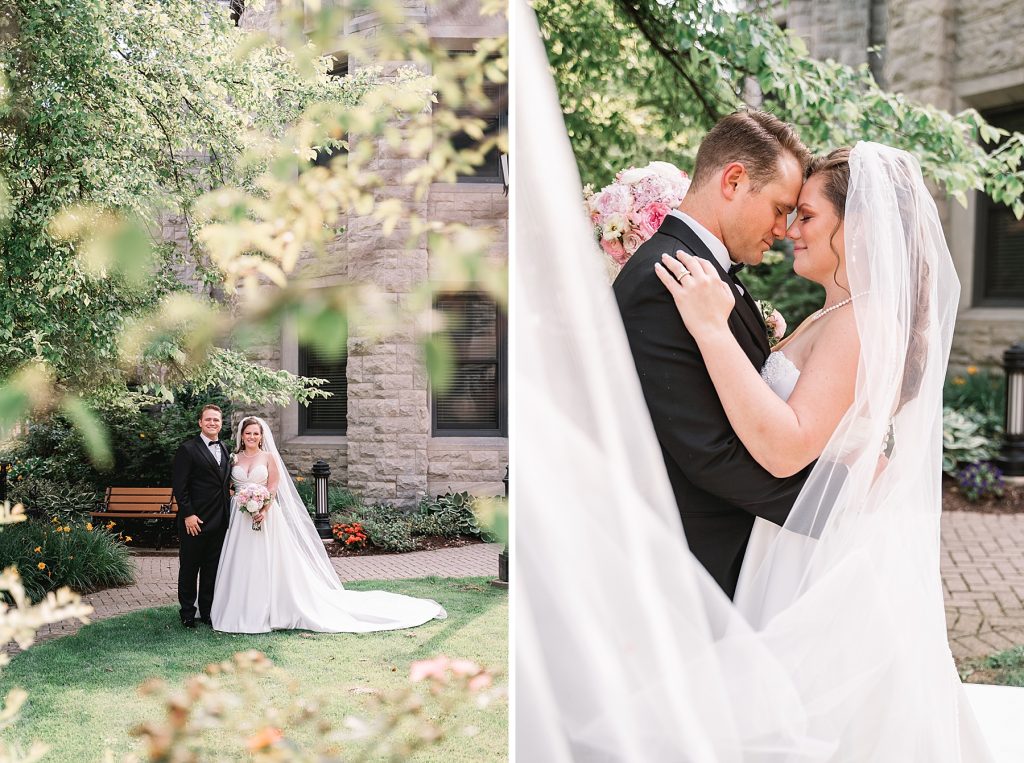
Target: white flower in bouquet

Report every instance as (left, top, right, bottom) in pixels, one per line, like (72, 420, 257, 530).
(236, 484, 272, 531)
(583, 161, 691, 268)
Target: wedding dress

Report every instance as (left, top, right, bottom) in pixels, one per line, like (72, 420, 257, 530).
(515, 0, 1006, 758)
(211, 419, 445, 634)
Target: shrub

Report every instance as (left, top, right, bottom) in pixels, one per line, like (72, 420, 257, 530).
(7, 475, 102, 524)
(944, 367, 1005, 432)
(359, 503, 416, 552)
(956, 462, 1006, 503)
(0, 520, 135, 602)
(1, 390, 234, 491)
(295, 479, 363, 516)
(417, 491, 496, 540)
(942, 407, 999, 475)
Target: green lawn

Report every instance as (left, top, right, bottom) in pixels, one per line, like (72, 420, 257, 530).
(1, 577, 507, 761)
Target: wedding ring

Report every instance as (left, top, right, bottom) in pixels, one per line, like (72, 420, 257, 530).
(676, 269, 691, 282)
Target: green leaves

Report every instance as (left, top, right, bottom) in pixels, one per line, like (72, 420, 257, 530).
(59, 396, 112, 470)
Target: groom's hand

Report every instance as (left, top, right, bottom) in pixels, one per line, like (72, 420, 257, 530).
(184, 515, 203, 536)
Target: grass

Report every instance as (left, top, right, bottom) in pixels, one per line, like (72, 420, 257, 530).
(960, 645, 1024, 686)
(0, 577, 507, 761)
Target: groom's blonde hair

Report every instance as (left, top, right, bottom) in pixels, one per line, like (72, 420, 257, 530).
(690, 110, 810, 192)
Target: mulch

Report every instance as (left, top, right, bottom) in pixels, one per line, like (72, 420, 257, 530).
(942, 476, 1024, 514)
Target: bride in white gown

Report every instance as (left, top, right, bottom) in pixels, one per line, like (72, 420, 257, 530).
(515, 1, 1022, 759)
(211, 416, 445, 634)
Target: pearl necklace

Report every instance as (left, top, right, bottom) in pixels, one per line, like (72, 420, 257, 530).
(810, 292, 869, 322)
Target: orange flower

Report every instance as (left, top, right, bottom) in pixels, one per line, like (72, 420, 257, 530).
(952, 376, 966, 386)
(125, 536, 133, 543)
(34, 546, 41, 553)
(37, 562, 46, 570)
(967, 365, 978, 375)
(85, 523, 93, 531)
(246, 727, 283, 752)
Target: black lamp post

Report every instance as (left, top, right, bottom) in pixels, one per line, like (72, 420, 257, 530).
(497, 465, 509, 585)
(0, 461, 10, 505)
(312, 460, 333, 540)
(997, 342, 1024, 477)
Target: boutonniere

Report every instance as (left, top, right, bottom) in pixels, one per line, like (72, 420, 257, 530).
(756, 300, 787, 347)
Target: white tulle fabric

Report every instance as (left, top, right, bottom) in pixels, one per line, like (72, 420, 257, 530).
(210, 417, 446, 634)
(515, 0, 992, 758)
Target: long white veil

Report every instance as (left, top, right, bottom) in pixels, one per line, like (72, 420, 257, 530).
(514, 0, 991, 758)
(234, 416, 343, 591)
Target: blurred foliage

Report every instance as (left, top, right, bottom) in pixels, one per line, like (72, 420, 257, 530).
(741, 246, 824, 328)
(535, 0, 1024, 216)
(0, 501, 94, 762)
(0, 0, 508, 468)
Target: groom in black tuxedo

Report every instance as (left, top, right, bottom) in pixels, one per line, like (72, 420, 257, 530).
(171, 403, 231, 627)
(614, 111, 815, 599)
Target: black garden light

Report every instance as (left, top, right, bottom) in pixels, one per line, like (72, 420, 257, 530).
(998, 343, 1024, 477)
(312, 460, 333, 540)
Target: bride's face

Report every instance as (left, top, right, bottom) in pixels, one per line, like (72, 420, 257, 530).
(242, 424, 263, 451)
(787, 174, 846, 287)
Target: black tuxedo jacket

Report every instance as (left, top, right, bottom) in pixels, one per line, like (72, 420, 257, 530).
(613, 215, 812, 598)
(172, 435, 231, 535)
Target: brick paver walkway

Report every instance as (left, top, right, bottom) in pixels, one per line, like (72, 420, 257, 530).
(943, 511, 1024, 663)
(20, 543, 502, 648)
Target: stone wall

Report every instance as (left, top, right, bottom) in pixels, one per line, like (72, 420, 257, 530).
(783, 0, 1024, 366)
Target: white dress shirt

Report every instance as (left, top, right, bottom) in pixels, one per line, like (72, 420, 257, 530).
(201, 433, 223, 466)
(667, 209, 744, 294)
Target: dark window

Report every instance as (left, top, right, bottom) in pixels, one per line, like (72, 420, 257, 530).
(975, 104, 1024, 307)
(314, 58, 349, 168)
(432, 293, 507, 436)
(450, 55, 507, 184)
(299, 345, 348, 435)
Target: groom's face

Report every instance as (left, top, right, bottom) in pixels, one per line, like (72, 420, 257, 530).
(721, 153, 803, 265)
(199, 410, 222, 440)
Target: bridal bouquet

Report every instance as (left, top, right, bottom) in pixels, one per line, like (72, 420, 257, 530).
(584, 161, 691, 267)
(236, 484, 272, 531)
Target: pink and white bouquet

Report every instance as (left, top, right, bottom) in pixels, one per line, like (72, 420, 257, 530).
(584, 161, 691, 267)
(236, 484, 272, 531)
(757, 300, 787, 347)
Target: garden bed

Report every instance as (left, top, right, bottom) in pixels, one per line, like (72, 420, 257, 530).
(942, 476, 1024, 514)
(322, 534, 485, 557)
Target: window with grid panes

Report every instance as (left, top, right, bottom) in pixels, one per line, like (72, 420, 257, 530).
(299, 345, 348, 435)
(974, 104, 1024, 307)
(432, 293, 507, 436)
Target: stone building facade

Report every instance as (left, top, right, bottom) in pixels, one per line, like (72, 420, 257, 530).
(779, 0, 1024, 368)
(218, 0, 509, 504)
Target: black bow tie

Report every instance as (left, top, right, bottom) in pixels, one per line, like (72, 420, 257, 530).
(207, 440, 220, 446)
(728, 262, 745, 276)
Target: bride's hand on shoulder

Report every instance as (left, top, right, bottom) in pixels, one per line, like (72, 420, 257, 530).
(655, 251, 735, 339)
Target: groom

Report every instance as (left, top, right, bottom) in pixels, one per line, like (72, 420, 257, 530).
(171, 403, 231, 627)
(614, 111, 814, 599)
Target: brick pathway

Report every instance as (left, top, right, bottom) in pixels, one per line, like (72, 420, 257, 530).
(943, 511, 1024, 663)
(19, 543, 502, 648)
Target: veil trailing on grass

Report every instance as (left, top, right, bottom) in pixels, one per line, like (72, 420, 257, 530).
(514, 0, 991, 758)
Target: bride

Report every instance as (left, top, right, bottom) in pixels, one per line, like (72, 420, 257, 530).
(515, 1, 1016, 760)
(210, 416, 445, 634)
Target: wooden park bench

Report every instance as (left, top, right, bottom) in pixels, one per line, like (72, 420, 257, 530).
(90, 487, 178, 549)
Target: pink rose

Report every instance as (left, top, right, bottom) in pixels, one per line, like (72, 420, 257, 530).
(601, 237, 629, 266)
(640, 202, 670, 233)
(623, 230, 645, 256)
(768, 309, 787, 341)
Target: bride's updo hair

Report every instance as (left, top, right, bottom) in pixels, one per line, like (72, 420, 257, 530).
(805, 147, 852, 295)
(235, 417, 265, 453)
